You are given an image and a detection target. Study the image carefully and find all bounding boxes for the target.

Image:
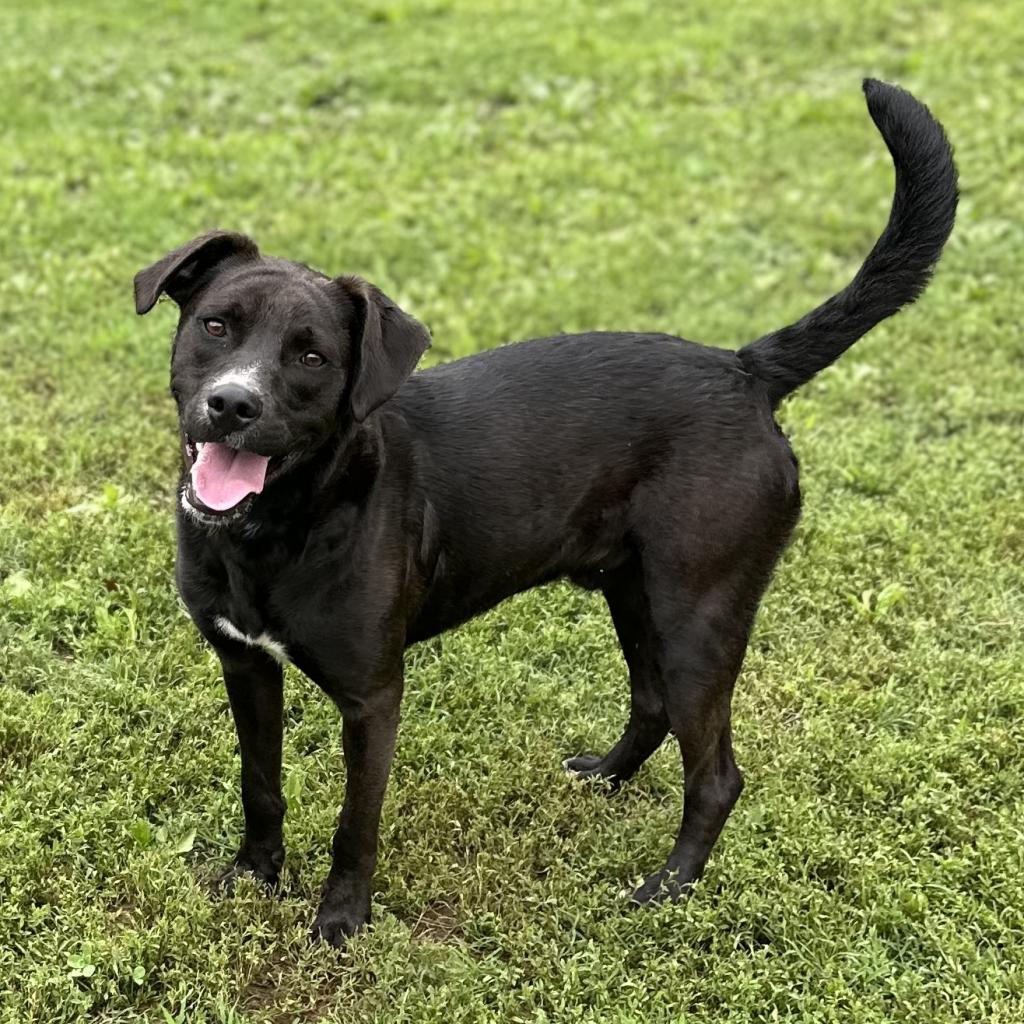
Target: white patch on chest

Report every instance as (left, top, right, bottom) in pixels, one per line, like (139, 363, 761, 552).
(214, 615, 290, 664)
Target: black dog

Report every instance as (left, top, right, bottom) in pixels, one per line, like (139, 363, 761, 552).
(134, 80, 956, 946)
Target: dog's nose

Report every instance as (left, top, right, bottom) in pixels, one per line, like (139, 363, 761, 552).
(206, 383, 263, 431)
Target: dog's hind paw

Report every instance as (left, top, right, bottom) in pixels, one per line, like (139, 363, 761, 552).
(562, 753, 622, 790)
(563, 753, 602, 774)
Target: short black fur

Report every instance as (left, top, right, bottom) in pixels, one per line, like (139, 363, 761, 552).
(135, 80, 957, 946)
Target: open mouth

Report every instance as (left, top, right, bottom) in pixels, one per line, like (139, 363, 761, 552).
(181, 435, 287, 517)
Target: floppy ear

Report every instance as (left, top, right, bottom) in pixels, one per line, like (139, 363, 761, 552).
(336, 275, 431, 422)
(134, 231, 259, 315)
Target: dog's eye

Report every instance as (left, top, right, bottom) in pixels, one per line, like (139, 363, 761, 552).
(300, 351, 325, 368)
(203, 318, 227, 338)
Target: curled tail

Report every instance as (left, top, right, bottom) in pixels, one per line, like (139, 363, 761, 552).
(738, 79, 958, 406)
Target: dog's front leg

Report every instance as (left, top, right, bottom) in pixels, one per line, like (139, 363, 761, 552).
(310, 681, 402, 948)
(214, 645, 286, 891)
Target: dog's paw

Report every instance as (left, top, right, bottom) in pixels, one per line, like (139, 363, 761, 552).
(309, 902, 370, 949)
(628, 867, 694, 906)
(210, 849, 283, 896)
(562, 753, 622, 790)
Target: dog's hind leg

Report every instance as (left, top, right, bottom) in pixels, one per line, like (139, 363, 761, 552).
(628, 558, 763, 904)
(564, 562, 669, 788)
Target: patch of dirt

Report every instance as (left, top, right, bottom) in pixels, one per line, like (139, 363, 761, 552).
(410, 896, 463, 944)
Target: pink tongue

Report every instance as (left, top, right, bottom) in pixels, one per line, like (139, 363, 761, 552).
(191, 443, 270, 511)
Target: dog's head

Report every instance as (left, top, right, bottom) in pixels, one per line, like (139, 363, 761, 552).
(135, 231, 430, 526)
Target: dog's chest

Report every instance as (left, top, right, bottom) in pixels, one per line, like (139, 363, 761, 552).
(188, 525, 359, 670)
(208, 554, 302, 665)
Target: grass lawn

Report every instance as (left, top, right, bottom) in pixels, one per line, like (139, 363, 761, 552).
(2, 0, 1023, 1020)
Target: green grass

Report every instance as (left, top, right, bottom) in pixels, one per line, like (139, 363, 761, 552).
(1, 0, 1023, 1020)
